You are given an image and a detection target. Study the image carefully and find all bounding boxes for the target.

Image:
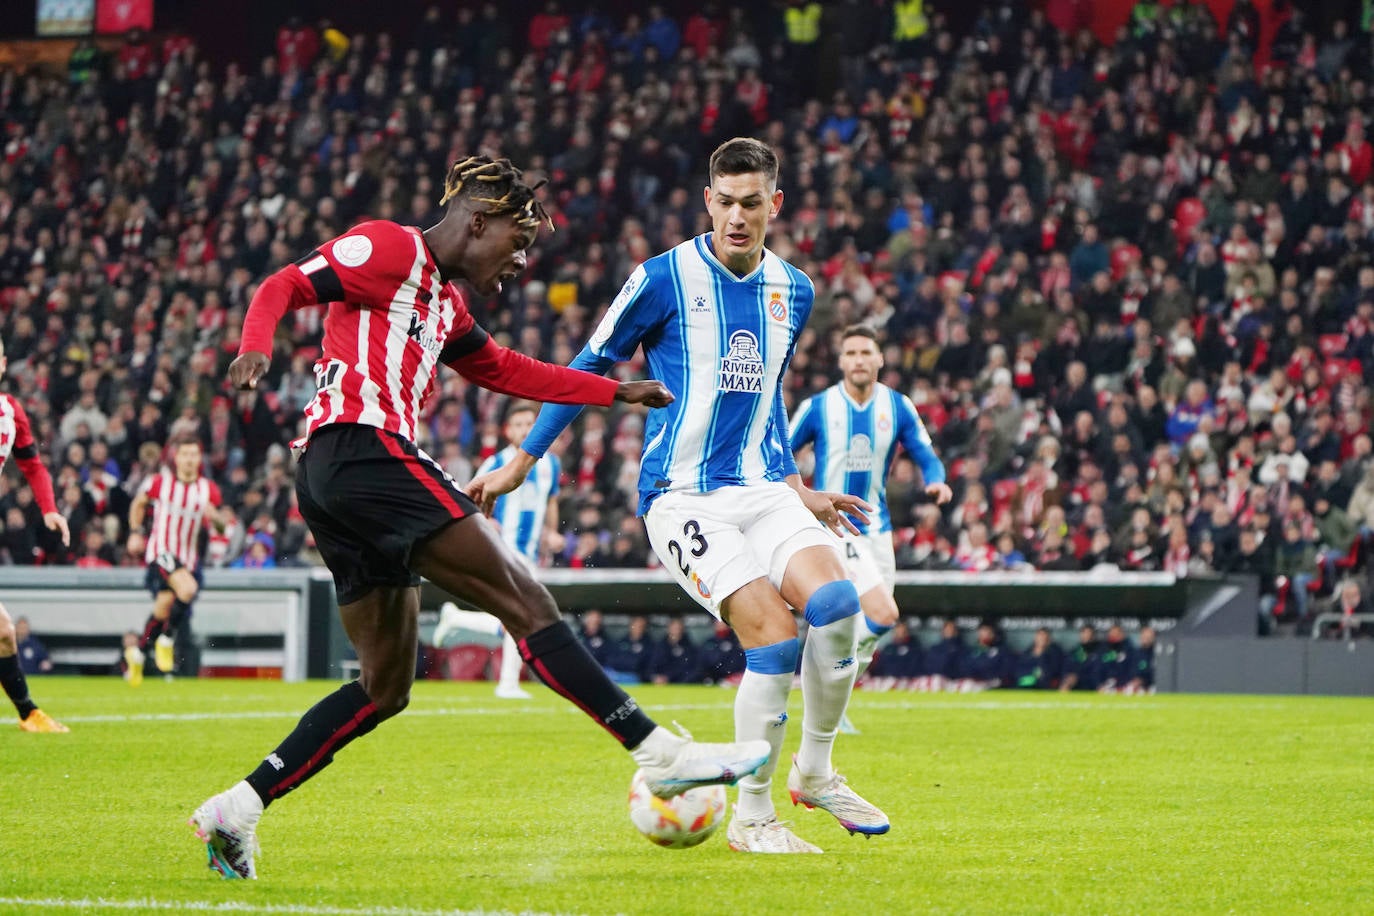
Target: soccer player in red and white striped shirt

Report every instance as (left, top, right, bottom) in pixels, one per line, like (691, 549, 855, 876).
(0, 339, 72, 733)
(127, 438, 228, 676)
(190, 156, 768, 879)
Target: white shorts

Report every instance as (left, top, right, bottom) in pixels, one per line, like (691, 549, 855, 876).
(644, 482, 838, 617)
(839, 531, 897, 596)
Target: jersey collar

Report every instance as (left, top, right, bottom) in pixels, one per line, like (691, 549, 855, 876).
(839, 381, 880, 410)
(697, 234, 768, 283)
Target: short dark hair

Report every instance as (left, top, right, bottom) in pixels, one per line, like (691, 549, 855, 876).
(440, 156, 552, 233)
(708, 138, 779, 184)
(503, 400, 538, 423)
(173, 437, 203, 451)
(841, 324, 880, 345)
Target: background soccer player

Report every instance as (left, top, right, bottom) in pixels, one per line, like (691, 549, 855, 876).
(789, 325, 951, 730)
(191, 156, 768, 879)
(127, 438, 228, 676)
(0, 339, 71, 732)
(471, 138, 887, 853)
(473, 401, 564, 699)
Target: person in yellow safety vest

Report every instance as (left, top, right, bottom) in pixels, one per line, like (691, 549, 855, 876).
(784, 1, 822, 46)
(893, 0, 928, 64)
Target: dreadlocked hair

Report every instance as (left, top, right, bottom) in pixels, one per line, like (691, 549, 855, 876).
(439, 156, 553, 233)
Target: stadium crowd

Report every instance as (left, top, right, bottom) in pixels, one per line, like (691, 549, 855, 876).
(1, 1, 1373, 638)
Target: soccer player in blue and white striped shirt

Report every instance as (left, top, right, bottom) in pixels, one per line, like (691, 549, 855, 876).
(790, 326, 951, 727)
(470, 138, 884, 853)
(473, 402, 563, 699)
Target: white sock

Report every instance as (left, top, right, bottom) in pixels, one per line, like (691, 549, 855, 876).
(796, 617, 858, 780)
(628, 725, 683, 768)
(498, 631, 522, 689)
(229, 780, 264, 820)
(733, 668, 792, 822)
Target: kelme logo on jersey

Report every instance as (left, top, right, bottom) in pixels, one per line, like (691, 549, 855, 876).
(692, 294, 710, 312)
(846, 433, 874, 471)
(718, 330, 764, 393)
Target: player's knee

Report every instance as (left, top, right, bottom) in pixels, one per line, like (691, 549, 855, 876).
(861, 591, 899, 628)
(803, 579, 861, 629)
(361, 677, 411, 720)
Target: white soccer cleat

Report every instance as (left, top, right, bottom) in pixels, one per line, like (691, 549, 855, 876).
(787, 755, 889, 836)
(638, 725, 770, 799)
(726, 812, 823, 853)
(190, 782, 263, 879)
(494, 684, 532, 700)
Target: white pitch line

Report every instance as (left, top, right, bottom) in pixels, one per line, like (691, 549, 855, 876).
(56, 699, 1163, 725)
(0, 898, 577, 916)
(0, 897, 601, 916)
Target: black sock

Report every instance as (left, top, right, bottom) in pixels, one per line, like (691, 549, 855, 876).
(139, 615, 165, 650)
(244, 680, 379, 807)
(165, 599, 191, 639)
(519, 620, 656, 748)
(0, 654, 36, 720)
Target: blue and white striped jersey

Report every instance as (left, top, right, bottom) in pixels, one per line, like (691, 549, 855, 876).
(789, 383, 945, 534)
(523, 234, 813, 515)
(474, 446, 561, 564)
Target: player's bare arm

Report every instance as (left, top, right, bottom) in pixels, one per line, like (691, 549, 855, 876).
(229, 352, 271, 390)
(42, 510, 69, 547)
(127, 490, 150, 555)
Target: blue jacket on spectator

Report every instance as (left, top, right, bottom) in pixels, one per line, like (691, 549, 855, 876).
(1012, 642, 1064, 689)
(698, 625, 745, 684)
(647, 625, 698, 684)
(924, 625, 967, 680)
(869, 629, 923, 679)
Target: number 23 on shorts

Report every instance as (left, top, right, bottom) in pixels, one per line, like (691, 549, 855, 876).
(666, 519, 708, 575)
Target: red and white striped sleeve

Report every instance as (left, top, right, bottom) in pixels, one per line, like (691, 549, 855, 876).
(8, 398, 57, 515)
(239, 220, 425, 356)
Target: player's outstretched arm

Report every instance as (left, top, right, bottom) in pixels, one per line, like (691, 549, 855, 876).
(10, 400, 67, 547)
(465, 453, 536, 516)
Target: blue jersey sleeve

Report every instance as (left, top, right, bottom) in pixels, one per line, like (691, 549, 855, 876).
(523, 265, 668, 458)
(522, 345, 618, 458)
(896, 393, 946, 485)
(788, 396, 819, 453)
(773, 384, 798, 478)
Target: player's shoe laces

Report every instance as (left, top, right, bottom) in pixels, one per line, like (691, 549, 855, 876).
(190, 782, 263, 879)
(787, 756, 890, 836)
(637, 724, 770, 799)
(124, 645, 145, 687)
(18, 709, 69, 733)
(154, 634, 175, 673)
(726, 812, 823, 854)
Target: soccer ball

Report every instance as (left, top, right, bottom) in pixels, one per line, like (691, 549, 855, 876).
(627, 769, 727, 849)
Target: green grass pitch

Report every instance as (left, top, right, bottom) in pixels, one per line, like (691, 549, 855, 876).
(0, 678, 1371, 915)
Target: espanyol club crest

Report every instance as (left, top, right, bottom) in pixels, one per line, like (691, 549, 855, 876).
(768, 292, 787, 322)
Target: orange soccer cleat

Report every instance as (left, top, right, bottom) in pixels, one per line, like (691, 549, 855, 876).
(18, 708, 70, 733)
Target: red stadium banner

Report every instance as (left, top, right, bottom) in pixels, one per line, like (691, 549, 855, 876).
(95, 0, 152, 34)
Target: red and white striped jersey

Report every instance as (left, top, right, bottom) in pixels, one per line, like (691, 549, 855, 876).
(140, 470, 222, 570)
(0, 392, 58, 515)
(0, 393, 35, 465)
(240, 220, 619, 451)
(276, 221, 465, 446)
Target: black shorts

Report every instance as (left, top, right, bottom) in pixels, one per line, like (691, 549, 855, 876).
(145, 554, 205, 599)
(296, 423, 476, 604)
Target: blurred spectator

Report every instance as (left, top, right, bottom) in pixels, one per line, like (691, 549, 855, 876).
(14, 617, 51, 675)
(647, 618, 698, 685)
(865, 619, 922, 686)
(698, 621, 745, 684)
(1059, 624, 1101, 692)
(1012, 626, 1064, 689)
(603, 615, 652, 684)
(577, 609, 612, 668)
